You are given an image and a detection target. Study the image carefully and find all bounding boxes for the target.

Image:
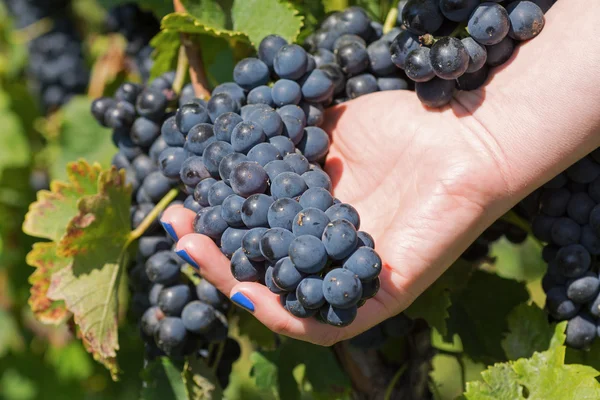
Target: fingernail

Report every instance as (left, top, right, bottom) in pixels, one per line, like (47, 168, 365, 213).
(231, 292, 255, 312)
(161, 221, 178, 241)
(175, 249, 199, 270)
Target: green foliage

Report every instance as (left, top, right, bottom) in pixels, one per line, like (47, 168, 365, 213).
(141, 358, 188, 400)
(501, 303, 555, 360)
(464, 323, 600, 399)
(97, 0, 173, 18)
(0, 92, 30, 179)
(231, 0, 303, 46)
(490, 237, 546, 282)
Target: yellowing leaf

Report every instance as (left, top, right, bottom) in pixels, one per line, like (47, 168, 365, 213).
(23, 160, 102, 242)
(26, 242, 71, 324)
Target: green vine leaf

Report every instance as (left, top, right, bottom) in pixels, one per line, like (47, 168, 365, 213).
(149, 30, 181, 81)
(46, 167, 131, 375)
(183, 357, 223, 399)
(180, 0, 228, 28)
(141, 357, 187, 400)
(464, 322, 600, 399)
(26, 242, 71, 324)
(161, 13, 249, 43)
(501, 303, 555, 360)
(231, 0, 304, 47)
(22, 160, 102, 242)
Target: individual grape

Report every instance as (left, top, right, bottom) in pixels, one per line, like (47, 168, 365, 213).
(158, 284, 191, 316)
(292, 207, 330, 238)
(132, 154, 157, 181)
(281, 115, 305, 145)
(300, 69, 334, 103)
(130, 117, 160, 147)
(247, 85, 275, 107)
(361, 277, 380, 299)
(486, 36, 515, 66)
(269, 136, 296, 157)
(430, 37, 469, 80)
(91, 97, 116, 126)
(212, 82, 246, 109)
(378, 76, 409, 91)
(439, 0, 479, 22)
(195, 206, 228, 239)
(176, 103, 209, 135)
(323, 268, 362, 308)
(241, 227, 269, 261)
(241, 194, 274, 228)
(148, 282, 164, 306)
(320, 304, 357, 327)
(150, 137, 169, 163)
(565, 313, 596, 349)
(155, 317, 187, 355)
(219, 153, 248, 185)
(273, 44, 308, 80)
(404, 47, 435, 82)
(181, 301, 216, 334)
(264, 160, 294, 181)
(325, 203, 360, 230)
(297, 127, 330, 162)
(566, 272, 600, 304)
(300, 102, 325, 127)
(402, 0, 445, 35)
(367, 40, 397, 76)
(221, 227, 249, 258)
(245, 108, 283, 138)
(260, 228, 295, 263)
(180, 156, 210, 187)
(567, 157, 600, 184)
(343, 247, 382, 282)
(302, 169, 333, 191)
(415, 78, 455, 108)
(208, 181, 235, 206)
(271, 79, 302, 107)
(207, 93, 239, 122)
(282, 154, 308, 175)
(337, 7, 371, 38)
(231, 248, 265, 282)
(161, 116, 185, 147)
(322, 219, 358, 260)
(271, 172, 308, 200)
(296, 275, 326, 309)
(556, 244, 591, 278)
(289, 235, 328, 274)
(299, 188, 334, 211)
(185, 123, 216, 156)
(313, 48, 336, 68)
(336, 42, 369, 76)
(456, 66, 490, 91)
(566, 192, 595, 225)
(220, 194, 245, 228)
(580, 225, 600, 255)
(390, 30, 422, 70)
(506, 1, 545, 41)
(285, 292, 318, 318)
(231, 122, 266, 153)
(272, 257, 306, 291)
(551, 218, 581, 247)
(346, 73, 379, 99)
(319, 63, 346, 95)
(214, 112, 243, 143)
(247, 143, 282, 167)
(141, 306, 164, 337)
(158, 147, 186, 179)
(194, 178, 217, 206)
(228, 161, 269, 198)
(588, 291, 600, 317)
(136, 88, 168, 120)
(258, 34, 288, 69)
(539, 188, 570, 217)
(233, 58, 270, 90)
(264, 265, 285, 294)
(203, 141, 234, 178)
(461, 37, 488, 73)
(179, 84, 196, 106)
(183, 195, 203, 212)
(106, 101, 136, 129)
(139, 237, 171, 259)
(277, 104, 307, 125)
(268, 198, 303, 230)
(196, 280, 228, 310)
(468, 3, 510, 46)
(545, 286, 580, 320)
(311, 29, 343, 51)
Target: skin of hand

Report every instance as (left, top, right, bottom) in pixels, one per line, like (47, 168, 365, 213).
(160, 0, 600, 346)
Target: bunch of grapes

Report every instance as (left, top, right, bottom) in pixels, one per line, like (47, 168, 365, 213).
(521, 151, 600, 350)
(390, 0, 553, 107)
(91, 75, 235, 371)
(4, 0, 89, 112)
(104, 3, 160, 81)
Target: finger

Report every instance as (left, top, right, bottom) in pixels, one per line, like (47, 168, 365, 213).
(160, 205, 196, 241)
(175, 233, 238, 295)
(229, 281, 398, 346)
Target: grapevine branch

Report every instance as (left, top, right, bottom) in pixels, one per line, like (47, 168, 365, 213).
(173, 0, 211, 99)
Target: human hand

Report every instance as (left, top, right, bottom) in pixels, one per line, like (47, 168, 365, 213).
(160, 0, 600, 346)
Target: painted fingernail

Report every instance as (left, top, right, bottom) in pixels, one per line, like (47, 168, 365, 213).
(175, 249, 199, 270)
(161, 221, 178, 241)
(231, 292, 255, 312)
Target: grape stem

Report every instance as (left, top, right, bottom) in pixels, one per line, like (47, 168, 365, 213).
(128, 188, 179, 243)
(172, 45, 189, 95)
(173, 0, 211, 99)
(382, 5, 398, 34)
(383, 364, 407, 400)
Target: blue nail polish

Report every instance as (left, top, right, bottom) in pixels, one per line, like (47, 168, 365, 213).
(161, 221, 178, 241)
(175, 249, 199, 270)
(231, 292, 255, 312)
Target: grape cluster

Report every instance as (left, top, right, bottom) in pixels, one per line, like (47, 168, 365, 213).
(4, 0, 89, 112)
(521, 151, 600, 350)
(91, 76, 235, 370)
(390, 0, 552, 107)
(302, 7, 410, 103)
(104, 3, 160, 81)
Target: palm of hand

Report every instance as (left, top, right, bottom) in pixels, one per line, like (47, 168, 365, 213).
(165, 90, 511, 346)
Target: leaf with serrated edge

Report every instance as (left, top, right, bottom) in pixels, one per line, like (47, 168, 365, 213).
(141, 357, 187, 400)
(464, 321, 600, 400)
(231, 0, 304, 47)
(23, 160, 102, 241)
(181, 0, 227, 28)
(26, 242, 71, 324)
(162, 13, 250, 42)
(183, 357, 223, 400)
(47, 168, 131, 370)
(502, 303, 554, 360)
